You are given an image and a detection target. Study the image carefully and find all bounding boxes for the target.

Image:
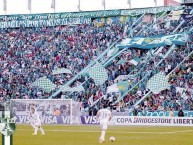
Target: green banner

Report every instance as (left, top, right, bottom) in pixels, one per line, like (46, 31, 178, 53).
(121, 5, 183, 16)
(0, 17, 91, 28)
(0, 6, 183, 28)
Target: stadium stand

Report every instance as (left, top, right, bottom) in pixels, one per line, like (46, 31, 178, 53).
(0, 5, 193, 116)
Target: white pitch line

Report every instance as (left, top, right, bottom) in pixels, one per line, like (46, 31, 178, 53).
(17, 129, 193, 134)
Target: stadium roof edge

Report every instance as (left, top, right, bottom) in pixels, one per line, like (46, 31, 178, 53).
(0, 5, 184, 16)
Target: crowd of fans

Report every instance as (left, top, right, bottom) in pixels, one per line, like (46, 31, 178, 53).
(0, 19, 127, 102)
(85, 9, 193, 114)
(0, 6, 193, 115)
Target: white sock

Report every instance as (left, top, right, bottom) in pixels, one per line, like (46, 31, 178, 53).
(31, 123, 35, 129)
(34, 127, 38, 134)
(39, 127, 45, 134)
(100, 130, 106, 141)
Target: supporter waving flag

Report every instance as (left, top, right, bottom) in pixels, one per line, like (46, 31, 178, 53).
(33, 76, 56, 93)
(147, 72, 170, 94)
(88, 62, 108, 85)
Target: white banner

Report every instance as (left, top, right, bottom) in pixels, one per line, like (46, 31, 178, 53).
(110, 116, 193, 126)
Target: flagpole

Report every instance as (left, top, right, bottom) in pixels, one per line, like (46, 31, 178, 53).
(28, 0, 32, 14)
(54, 0, 56, 13)
(3, 0, 7, 15)
(102, 0, 106, 10)
(127, 0, 131, 9)
(154, 0, 157, 8)
(78, 0, 81, 12)
(51, 0, 56, 13)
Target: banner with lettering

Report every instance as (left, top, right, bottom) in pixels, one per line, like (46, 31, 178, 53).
(0, 6, 183, 28)
(0, 17, 92, 28)
(81, 116, 193, 126)
(16, 115, 81, 124)
(16, 115, 193, 126)
(110, 116, 193, 126)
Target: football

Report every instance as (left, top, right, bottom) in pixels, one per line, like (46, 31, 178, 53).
(110, 136, 115, 142)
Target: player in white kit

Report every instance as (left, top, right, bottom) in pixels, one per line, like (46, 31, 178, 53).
(96, 104, 112, 143)
(31, 108, 45, 135)
(29, 112, 35, 130)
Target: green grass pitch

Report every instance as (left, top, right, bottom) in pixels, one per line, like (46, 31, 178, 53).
(3, 125, 193, 145)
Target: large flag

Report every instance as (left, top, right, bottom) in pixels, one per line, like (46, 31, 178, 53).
(3, 0, 7, 11)
(117, 33, 188, 49)
(51, 0, 55, 9)
(53, 68, 72, 75)
(33, 76, 56, 93)
(107, 81, 130, 93)
(28, 0, 31, 10)
(147, 72, 170, 94)
(88, 62, 108, 85)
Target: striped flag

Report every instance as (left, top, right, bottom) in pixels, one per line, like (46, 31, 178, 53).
(88, 62, 108, 85)
(147, 72, 170, 94)
(28, 0, 31, 10)
(1, 111, 16, 145)
(3, 0, 7, 11)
